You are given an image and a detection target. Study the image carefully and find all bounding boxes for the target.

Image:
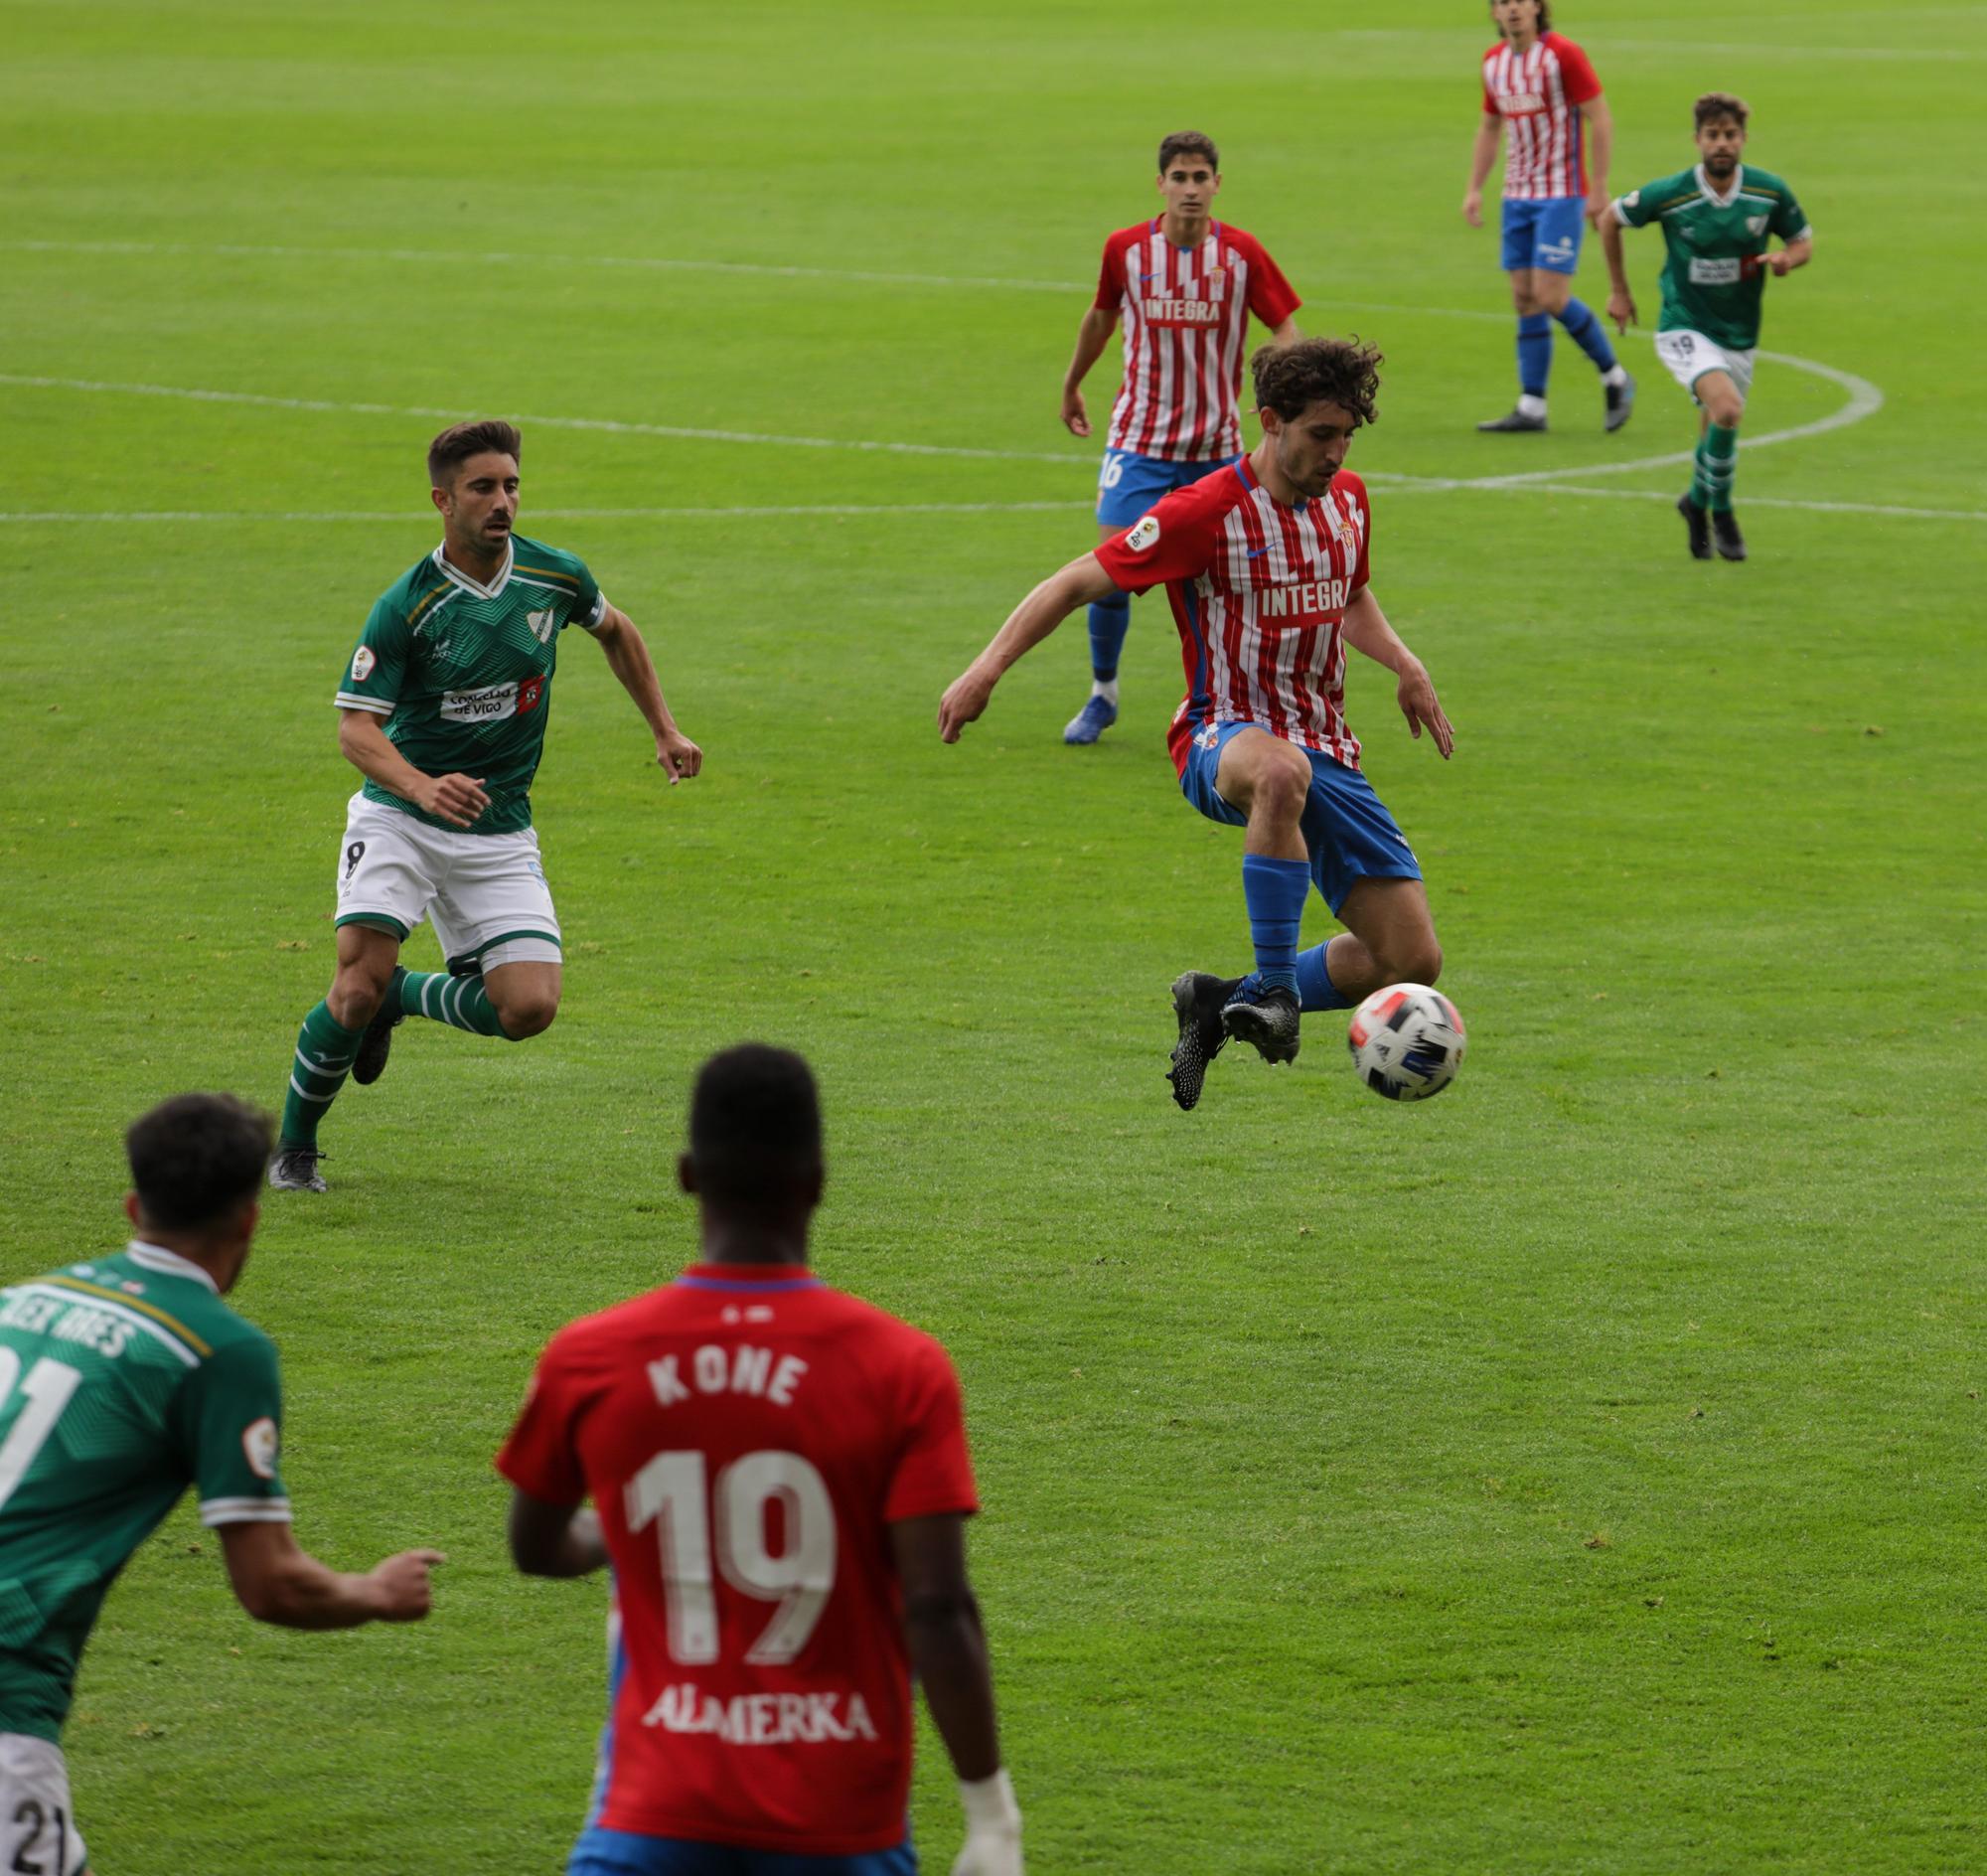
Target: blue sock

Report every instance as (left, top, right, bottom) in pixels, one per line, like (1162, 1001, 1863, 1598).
(1297, 941, 1352, 1013)
(1241, 855, 1310, 995)
(1554, 296, 1617, 373)
(1517, 312, 1553, 398)
(1087, 593, 1131, 682)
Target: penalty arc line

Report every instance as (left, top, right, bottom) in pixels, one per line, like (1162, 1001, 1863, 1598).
(2, 242, 1889, 488)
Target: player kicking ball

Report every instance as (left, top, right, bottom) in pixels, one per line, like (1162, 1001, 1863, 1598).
(500, 1045, 1023, 1876)
(1057, 130, 1300, 745)
(1599, 92, 1813, 561)
(941, 338, 1453, 1111)
(269, 420, 702, 1192)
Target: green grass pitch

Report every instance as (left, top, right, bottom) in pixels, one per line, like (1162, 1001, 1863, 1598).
(3, 0, 1984, 1868)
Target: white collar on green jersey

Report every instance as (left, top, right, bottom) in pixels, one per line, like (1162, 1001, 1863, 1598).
(127, 1239, 221, 1294)
(1694, 162, 1745, 209)
(431, 538, 515, 599)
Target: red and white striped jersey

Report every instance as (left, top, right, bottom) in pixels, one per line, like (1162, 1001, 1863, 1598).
(1480, 33, 1602, 200)
(1094, 459, 1373, 776)
(1094, 221, 1300, 463)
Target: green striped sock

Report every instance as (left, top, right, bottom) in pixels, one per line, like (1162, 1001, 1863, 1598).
(1701, 423, 1739, 513)
(280, 1002, 366, 1149)
(398, 970, 511, 1037)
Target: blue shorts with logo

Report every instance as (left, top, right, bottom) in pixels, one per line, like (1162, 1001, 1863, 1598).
(1097, 448, 1238, 528)
(1180, 718, 1421, 915)
(568, 1826, 917, 1876)
(1499, 196, 1586, 274)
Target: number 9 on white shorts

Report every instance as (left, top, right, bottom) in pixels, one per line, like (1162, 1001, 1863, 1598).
(1654, 329, 1756, 403)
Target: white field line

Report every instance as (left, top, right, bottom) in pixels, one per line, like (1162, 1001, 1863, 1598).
(3, 488, 1981, 525)
(0, 373, 1085, 467)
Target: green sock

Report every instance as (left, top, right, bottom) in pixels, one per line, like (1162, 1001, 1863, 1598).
(280, 1002, 366, 1150)
(398, 969, 512, 1038)
(1699, 423, 1739, 513)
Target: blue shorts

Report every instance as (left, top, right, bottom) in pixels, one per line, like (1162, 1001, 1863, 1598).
(568, 1826, 916, 1876)
(1179, 719, 1421, 915)
(1499, 196, 1586, 275)
(1097, 448, 1238, 528)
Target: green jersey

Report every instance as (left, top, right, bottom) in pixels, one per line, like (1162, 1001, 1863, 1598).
(1614, 162, 1811, 352)
(0, 1244, 289, 1743)
(335, 535, 607, 836)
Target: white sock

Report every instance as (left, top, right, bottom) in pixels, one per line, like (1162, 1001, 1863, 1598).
(1092, 679, 1120, 706)
(1517, 393, 1548, 419)
(1603, 364, 1628, 388)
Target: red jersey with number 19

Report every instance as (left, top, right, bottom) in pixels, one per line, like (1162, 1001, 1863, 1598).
(496, 1264, 979, 1856)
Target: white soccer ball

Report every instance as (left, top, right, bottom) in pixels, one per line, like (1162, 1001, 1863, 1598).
(1347, 983, 1466, 1102)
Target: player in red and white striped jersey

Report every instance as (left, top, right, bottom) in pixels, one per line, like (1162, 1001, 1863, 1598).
(1462, 0, 1634, 433)
(1057, 131, 1301, 747)
(942, 340, 1452, 1111)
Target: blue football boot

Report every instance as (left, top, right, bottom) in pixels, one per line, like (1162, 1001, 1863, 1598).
(1062, 694, 1118, 744)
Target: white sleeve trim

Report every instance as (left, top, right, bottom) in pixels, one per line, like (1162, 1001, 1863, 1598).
(200, 1495, 294, 1526)
(579, 591, 609, 632)
(334, 692, 395, 714)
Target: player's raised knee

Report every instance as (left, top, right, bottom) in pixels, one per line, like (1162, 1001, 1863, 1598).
(495, 991, 559, 1039)
(327, 969, 389, 1030)
(1382, 934, 1443, 988)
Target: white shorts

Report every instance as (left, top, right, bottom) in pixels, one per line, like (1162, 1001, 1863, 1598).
(0, 1734, 87, 1875)
(335, 793, 562, 974)
(1654, 328, 1755, 403)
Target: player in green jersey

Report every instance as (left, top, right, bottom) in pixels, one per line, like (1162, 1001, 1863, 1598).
(0, 1095, 440, 1871)
(271, 419, 704, 1192)
(1599, 91, 1813, 561)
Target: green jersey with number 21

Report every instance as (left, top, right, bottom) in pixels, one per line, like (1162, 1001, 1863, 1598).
(0, 1245, 290, 1743)
(1614, 163, 1810, 352)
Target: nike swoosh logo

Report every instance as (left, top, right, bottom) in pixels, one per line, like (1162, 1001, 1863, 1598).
(1246, 546, 1273, 560)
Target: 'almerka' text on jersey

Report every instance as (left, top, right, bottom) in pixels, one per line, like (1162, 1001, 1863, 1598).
(1613, 163, 1811, 353)
(335, 535, 607, 836)
(0, 1244, 290, 1744)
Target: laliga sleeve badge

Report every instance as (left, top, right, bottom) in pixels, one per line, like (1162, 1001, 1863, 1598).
(241, 1417, 280, 1481)
(351, 646, 377, 682)
(1126, 514, 1161, 552)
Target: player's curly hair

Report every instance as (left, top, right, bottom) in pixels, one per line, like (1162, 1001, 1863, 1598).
(1251, 338, 1384, 427)
(1157, 130, 1219, 174)
(1491, 0, 1551, 38)
(1694, 91, 1749, 130)
(127, 1094, 272, 1230)
(427, 418, 522, 490)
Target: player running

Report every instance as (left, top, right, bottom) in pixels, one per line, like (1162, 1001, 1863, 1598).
(1057, 130, 1301, 745)
(498, 1045, 1023, 1876)
(941, 338, 1452, 1111)
(1600, 92, 1813, 562)
(269, 419, 703, 1193)
(1463, 0, 1634, 433)
(0, 1095, 441, 1875)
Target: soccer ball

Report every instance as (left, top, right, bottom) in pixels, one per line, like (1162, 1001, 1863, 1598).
(1347, 984, 1466, 1101)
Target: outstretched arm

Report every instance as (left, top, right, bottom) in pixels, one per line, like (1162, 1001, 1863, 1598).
(1341, 586, 1452, 758)
(893, 1514, 1022, 1875)
(590, 604, 702, 783)
(220, 1520, 442, 1629)
(939, 552, 1121, 742)
(1061, 307, 1121, 438)
(1462, 117, 1501, 227)
(507, 1486, 609, 1578)
(1597, 204, 1638, 333)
